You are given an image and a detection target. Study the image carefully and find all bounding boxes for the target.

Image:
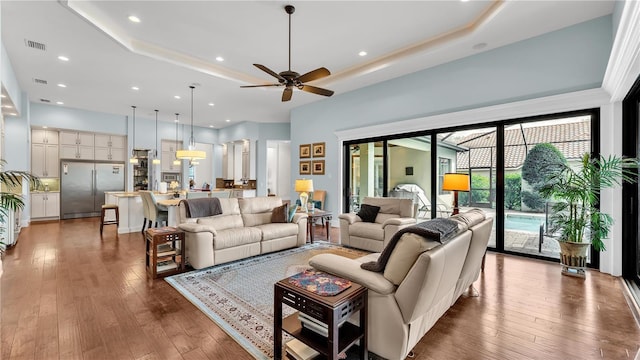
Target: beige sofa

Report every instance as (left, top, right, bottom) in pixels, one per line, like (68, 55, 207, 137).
(310, 209, 493, 360)
(340, 197, 416, 252)
(177, 197, 308, 269)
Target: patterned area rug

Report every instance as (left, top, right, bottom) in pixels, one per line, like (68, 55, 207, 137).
(165, 242, 368, 360)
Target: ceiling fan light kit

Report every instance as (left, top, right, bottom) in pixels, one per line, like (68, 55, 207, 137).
(241, 4, 334, 102)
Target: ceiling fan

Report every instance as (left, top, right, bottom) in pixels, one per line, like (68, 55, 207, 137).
(241, 5, 334, 102)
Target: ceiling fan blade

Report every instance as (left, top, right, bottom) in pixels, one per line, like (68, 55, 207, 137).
(282, 87, 293, 102)
(297, 67, 331, 83)
(301, 85, 334, 97)
(254, 64, 285, 82)
(240, 84, 282, 88)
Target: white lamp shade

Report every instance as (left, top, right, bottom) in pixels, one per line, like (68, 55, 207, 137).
(295, 179, 314, 193)
(176, 149, 206, 160)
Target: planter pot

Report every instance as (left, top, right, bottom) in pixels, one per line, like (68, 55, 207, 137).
(558, 241, 590, 278)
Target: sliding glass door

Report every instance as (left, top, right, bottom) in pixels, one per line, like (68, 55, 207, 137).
(623, 75, 640, 288)
(344, 109, 600, 265)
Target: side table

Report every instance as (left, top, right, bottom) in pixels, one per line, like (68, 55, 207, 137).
(145, 226, 186, 279)
(274, 275, 367, 360)
(305, 210, 333, 243)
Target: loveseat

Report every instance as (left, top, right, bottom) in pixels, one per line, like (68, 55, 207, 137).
(340, 197, 416, 252)
(177, 197, 308, 269)
(310, 209, 493, 360)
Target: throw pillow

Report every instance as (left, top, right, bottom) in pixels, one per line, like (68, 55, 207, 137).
(357, 204, 380, 223)
(288, 204, 297, 223)
(271, 204, 288, 223)
(383, 233, 437, 285)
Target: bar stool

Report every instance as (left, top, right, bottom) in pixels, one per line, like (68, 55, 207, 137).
(100, 204, 119, 235)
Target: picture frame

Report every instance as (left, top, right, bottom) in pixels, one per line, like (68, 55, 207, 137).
(312, 160, 325, 175)
(300, 161, 311, 175)
(300, 144, 311, 158)
(312, 142, 326, 157)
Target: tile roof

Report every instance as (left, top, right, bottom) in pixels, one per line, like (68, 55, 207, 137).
(455, 120, 590, 170)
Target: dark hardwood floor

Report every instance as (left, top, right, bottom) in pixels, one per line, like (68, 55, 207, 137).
(2, 218, 639, 360)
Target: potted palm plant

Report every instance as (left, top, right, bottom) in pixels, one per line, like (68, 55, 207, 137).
(0, 160, 39, 257)
(539, 153, 637, 277)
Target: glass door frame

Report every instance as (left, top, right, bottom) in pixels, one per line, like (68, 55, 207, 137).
(622, 75, 640, 285)
(342, 109, 600, 267)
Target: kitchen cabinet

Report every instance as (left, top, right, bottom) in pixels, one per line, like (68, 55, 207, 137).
(95, 134, 126, 161)
(31, 143, 59, 178)
(32, 129, 59, 144)
(60, 131, 95, 160)
(60, 144, 94, 160)
(31, 192, 59, 219)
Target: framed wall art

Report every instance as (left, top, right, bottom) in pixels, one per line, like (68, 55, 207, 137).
(300, 144, 311, 158)
(300, 161, 311, 175)
(312, 142, 325, 157)
(312, 160, 325, 175)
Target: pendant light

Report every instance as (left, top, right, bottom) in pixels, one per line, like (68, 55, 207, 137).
(176, 85, 206, 161)
(152, 109, 161, 165)
(173, 113, 181, 166)
(129, 105, 138, 164)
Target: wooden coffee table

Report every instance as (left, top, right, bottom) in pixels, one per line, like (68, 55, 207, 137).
(273, 274, 367, 360)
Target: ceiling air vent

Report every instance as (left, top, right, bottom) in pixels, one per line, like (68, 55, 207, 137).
(24, 39, 46, 51)
(34, 78, 48, 85)
(40, 99, 51, 103)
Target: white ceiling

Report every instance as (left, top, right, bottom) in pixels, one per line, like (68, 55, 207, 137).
(1, 1, 614, 127)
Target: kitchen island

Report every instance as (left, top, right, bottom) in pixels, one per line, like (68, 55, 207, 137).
(104, 191, 174, 234)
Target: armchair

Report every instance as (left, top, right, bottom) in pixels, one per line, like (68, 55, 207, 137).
(339, 197, 416, 252)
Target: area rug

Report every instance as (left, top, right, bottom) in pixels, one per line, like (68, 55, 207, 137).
(165, 242, 368, 360)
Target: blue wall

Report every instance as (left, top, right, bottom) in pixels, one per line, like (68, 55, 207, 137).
(290, 15, 613, 217)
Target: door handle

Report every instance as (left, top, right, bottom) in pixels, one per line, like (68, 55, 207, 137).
(94, 170, 98, 196)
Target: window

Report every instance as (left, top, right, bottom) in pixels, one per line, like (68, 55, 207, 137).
(438, 158, 451, 195)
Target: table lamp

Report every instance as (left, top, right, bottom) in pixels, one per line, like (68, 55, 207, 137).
(295, 179, 314, 212)
(442, 173, 470, 215)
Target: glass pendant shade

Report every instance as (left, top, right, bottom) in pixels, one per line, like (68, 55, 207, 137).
(152, 110, 161, 165)
(173, 113, 182, 165)
(129, 105, 138, 164)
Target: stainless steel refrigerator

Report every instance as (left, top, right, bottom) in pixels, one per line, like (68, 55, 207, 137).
(60, 161, 125, 219)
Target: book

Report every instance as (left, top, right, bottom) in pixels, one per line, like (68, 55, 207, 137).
(300, 320, 328, 337)
(285, 339, 319, 360)
(157, 260, 178, 272)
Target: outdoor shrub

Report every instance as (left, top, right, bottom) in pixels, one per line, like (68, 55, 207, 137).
(522, 190, 545, 211)
(504, 173, 522, 210)
(522, 143, 567, 188)
(459, 174, 490, 206)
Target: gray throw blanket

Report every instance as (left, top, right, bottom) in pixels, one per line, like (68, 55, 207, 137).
(180, 198, 222, 218)
(361, 218, 460, 273)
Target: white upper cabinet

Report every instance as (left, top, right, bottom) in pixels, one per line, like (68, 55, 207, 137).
(32, 129, 59, 144)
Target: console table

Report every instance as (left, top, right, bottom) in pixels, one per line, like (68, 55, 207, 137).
(305, 210, 332, 243)
(273, 275, 367, 360)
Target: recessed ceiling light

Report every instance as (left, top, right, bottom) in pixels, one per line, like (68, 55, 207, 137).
(460, 0, 470, 2)
(215, 56, 224, 62)
(174, 95, 181, 99)
(2, 105, 13, 109)
(0, 94, 6, 98)
(225, 119, 231, 122)
(56, 101, 64, 105)
(8, 113, 17, 116)
(128, 15, 141, 23)
(57, 83, 67, 88)
(131, 86, 139, 91)
(209, 125, 214, 128)
(174, 119, 179, 123)
(358, 51, 367, 57)
(58, 55, 69, 62)
(208, 103, 215, 107)
(43, 126, 48, 129)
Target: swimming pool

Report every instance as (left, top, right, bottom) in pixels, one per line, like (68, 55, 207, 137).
(504, 214, 544, 232)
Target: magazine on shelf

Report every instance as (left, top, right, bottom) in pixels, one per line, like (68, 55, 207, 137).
(298, 312, 347, 336)
(298, 312, 328, 329)
(156, 260, 178, 272)
(285, 339, 319, 360)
